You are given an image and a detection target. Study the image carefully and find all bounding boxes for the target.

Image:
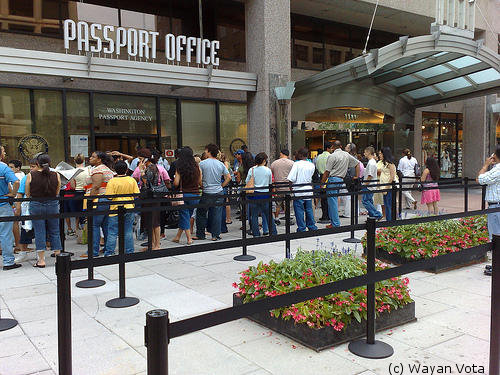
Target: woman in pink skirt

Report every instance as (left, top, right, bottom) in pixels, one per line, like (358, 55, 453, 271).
(420, 157, 441, 214)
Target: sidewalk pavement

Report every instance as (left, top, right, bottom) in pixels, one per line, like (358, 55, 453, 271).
(0, 189, 490, 374)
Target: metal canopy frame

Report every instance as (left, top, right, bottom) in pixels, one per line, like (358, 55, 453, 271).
(293, 33, 500, 110)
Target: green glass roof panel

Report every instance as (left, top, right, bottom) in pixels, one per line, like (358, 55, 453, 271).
(386, 75, 420, 87)
(434, 77, 471, 91)
(406, 86, 439, 99)
(417, 65, 452, 79)
(447, 56, 482, 69)
(467, 68, 500, 84)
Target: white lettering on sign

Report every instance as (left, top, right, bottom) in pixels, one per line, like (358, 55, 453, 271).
(97, 107, 153, 122)
(63, 19, 220, 66)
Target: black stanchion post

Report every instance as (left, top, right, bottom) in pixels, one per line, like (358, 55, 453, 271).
(147, 191, 153, 252)
(490, 235, 500, 375)
(234, 191, 255, 261)
(268, 184, 273, 236)
(343, 189, 360, 243)
(398, 178, 403, 217)
(56, 253, 73, 375)
(391, 181, 397, 220)
(464, 177, 469, 212)
(285, 193, 291, 259)
(482, 184, 487, 211)
(145, 309, 169, 375)
(348, 217, 394, 359)
(76, 200, 105, 288)
(106, 207, 139, 308)
(56, 193, 74, 257)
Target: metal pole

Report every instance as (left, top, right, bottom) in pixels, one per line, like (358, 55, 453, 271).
(56, 253, 72, 375)
(285, 193, 291, 259)
(464, 177, 469, 212)
(268, 184, 273, 236)
(76, 200, 105, 288)
(148, 191, 153, 252)
(398, 178, 403, 217)
(490, 236, 500, 375)
(391, 181, 397, 220)
(348, 217, 394, 359)
(343, 189, 361, 243)
(106, 207, 139, 308)
(482, 185, 487, 211)
(234, 191, 255, 261)
(145, 309, 169, 375)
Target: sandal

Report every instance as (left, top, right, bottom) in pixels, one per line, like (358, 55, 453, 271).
(33, 262, 46, 268)
(171, 238, 180, 243)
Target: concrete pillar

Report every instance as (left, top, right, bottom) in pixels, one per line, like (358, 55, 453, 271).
(245, 0, 291, 160)
(414, 109, 423, 164)
(463, 96, 488, 178)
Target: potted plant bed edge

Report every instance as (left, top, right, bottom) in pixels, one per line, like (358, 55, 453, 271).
(364, 243, 490, 273)
(233, 293, 416, 352)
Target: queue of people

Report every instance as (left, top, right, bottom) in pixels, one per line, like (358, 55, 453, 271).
(0, 140, 443, 271)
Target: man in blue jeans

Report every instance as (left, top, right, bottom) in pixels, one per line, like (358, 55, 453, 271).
(0, 145, 20, 270)
(194, 144, 231, 241)
(361, 146, 383, 220)
(321, 141, 359, 227)
(287, 147, 317, 232)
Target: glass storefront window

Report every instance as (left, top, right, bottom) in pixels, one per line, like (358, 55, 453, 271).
(34, 90, 65, 165)
(93, 94, 157, 135)
(0, 88, 32, 166)
(67, 92, 90, 159)
(181, 101, 216, 155)
(216, 0, 245, 62)
(220, 103, 247, 160)
(160, 98, 177, 151)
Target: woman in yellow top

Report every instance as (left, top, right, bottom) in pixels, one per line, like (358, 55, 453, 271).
(373, 150, 384, 210)
(104, 161, 140, 256)
(377, 147, 398, 221)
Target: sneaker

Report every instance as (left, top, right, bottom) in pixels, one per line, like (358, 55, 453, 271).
(66, 229, 76, 237)
(15, 251, 28, 263)
(3, 263, 22, 270)
(274, 219, 281, 226)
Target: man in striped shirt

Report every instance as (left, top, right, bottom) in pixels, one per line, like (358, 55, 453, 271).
(477, 146, 500, 276)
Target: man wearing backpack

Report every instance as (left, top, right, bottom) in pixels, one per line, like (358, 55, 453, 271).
(194, 144, 231, 241)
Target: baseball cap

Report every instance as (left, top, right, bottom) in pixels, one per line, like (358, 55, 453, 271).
(234, 149, 245, 155)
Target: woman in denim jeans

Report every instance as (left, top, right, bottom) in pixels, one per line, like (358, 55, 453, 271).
(172, 147, 201, 245)
(25, 153, 61, 268)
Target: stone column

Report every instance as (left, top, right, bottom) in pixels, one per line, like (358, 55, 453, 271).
(245, 0, 291, 160)
(414, 109, 423, 164)
(463, 96, 488, 178)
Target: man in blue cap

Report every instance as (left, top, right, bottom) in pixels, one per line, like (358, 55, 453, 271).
(233, 149, 244, 172)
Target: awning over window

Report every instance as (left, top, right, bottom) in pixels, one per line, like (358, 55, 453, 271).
(293, 33, 499, 115)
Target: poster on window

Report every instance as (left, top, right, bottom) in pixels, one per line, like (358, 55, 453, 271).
(70, 135, 89, 157)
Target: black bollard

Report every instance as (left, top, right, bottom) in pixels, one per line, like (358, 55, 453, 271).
(56, 253, 73, 375)
(490, 235, 500, 375)
(348, 217, 394, 359)
(76, 200, 105, 288)
(464, 177, 469, 212)
(145, 309, 169, 375)
(343, 188, 361, 243)
(234, 191, 256, 261)
(106, 207, 140, 308)
(391, 181, 397, 221)
(285, 193, 291, 259)
(482, 185, 487, 211)
(0, 304, 18, 332)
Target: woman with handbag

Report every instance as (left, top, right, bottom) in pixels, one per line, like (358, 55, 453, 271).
(172, 147, 202, 244)
(133, 152, 171, 250)
(25, 153, 62, 268)
(420, 157, 441, 215)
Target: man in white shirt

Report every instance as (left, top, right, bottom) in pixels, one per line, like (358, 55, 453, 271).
(397, 149, 418, 209)
(477, 146, 500, 276)
(287, 147, 317, 232)
(361, 147, 383, 220)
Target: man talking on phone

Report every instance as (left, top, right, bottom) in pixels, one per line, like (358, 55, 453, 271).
(477, 145, 500, 276)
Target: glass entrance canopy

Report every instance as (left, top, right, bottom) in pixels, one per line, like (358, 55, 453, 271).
(293, 33, 500, 112)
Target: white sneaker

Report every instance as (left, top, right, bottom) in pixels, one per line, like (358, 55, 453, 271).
(15, 251, 28, 263)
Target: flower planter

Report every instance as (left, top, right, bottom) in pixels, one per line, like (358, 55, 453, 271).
(364, 243, 490, 273)
(233, 293, 416, 352)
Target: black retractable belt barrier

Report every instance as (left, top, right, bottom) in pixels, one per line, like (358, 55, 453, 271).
(106, 206, 139, 308)
(56, 253, 73, 375)
(348, 217, 394, 359)
(343, 188, 361, 243)
(234, 191, 255, 261)
(75, 201, 106, 288)
(391, 181, 397, 221)
(285, 193, 291, 259)
(464, 177, 469, 212)
(145, 309, 169, 375)
(0, 303, 18, 331)
(490, 236, 500, 375)
(482, 185, 487, 211)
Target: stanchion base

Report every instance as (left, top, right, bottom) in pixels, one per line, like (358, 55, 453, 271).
(106, 297, 140, 309)
(234, 254, 256, 261)
(343, 237, 362, 243)
(348, 339, 394, 359)
(51, 251, 74, 257)
(0, 318, 18, 332)
(318, 219, 330, 224)
(75, 279, 106, 289)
